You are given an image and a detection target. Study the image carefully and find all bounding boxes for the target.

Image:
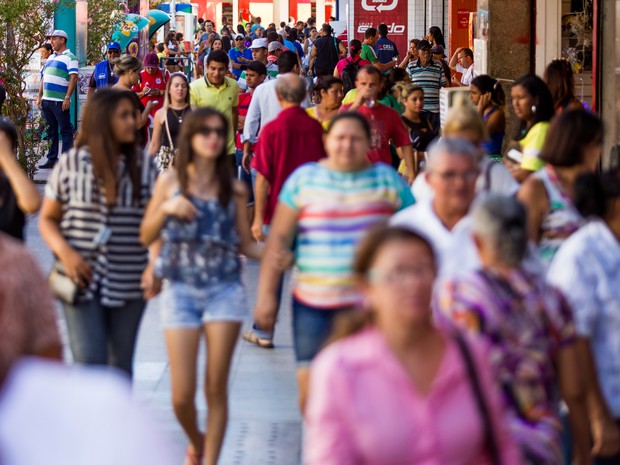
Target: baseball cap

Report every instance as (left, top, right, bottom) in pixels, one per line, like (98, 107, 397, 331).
(144, 52, 160, 67)
(241, 60, 267, 75)
(107, 41, 121, 50)
(431, 45, 445, 56)
(249, 38, 268, 49)
(268, 41, 283, 53)
(234, 34, 245, 40)
(48, 29, 68, 40)
(417, 40, 431, 51)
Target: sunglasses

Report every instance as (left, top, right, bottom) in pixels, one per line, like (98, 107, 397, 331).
(196, 126, 226, 138)
(108, 50, 120, 54)
(235, 37, 244, 41)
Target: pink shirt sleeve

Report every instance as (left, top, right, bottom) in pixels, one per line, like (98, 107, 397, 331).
(469, 339, 524, 465)
(304, 347, 360, 465)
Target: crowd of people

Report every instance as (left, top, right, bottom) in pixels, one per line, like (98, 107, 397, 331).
(0, 16, 619, 465)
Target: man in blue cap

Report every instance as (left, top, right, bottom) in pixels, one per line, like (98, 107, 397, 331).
(86, 42, 122, 99)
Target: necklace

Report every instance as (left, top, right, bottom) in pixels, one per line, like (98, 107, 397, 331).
(170, 107, 187, 124)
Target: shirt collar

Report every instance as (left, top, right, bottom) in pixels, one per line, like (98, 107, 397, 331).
(204, 76, 229, 88)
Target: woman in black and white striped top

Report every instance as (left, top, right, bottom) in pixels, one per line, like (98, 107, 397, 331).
(39, 89, 158, 378)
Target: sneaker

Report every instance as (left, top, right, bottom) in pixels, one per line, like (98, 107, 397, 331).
(38, 160, 57, 169)
(242, 329, 274, 349)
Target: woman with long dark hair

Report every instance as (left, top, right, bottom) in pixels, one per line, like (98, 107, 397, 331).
(0, 118, 41, 240)
(305, 224, 521, 465)
(427, 26, 446, 49)
(140, 108, 261, 465)
(306, 76, 344, 130)
(39, 89, 158, 378)
(517, 109, 603, 269)
(470, 74, 506, 159)
(543, 59, 583, 115)
(507, 75, 554, 182)
(148, 72, 192, 171)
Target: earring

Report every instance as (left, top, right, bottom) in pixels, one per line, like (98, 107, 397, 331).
(531, 105, 537, 114)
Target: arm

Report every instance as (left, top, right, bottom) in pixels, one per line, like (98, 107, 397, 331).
(333, 65, 340, 78)
(397, 145, 415, 185)
(576, 338, 620, 457)
(556, 341, 592, 465)
(61, 74, 78, 112)
(373, 60, 396, 72)
(242, 89, 261, 144)
(0, 133, 41, 213)
(233, 181, 262, 259)
(485, 107, 506, 137)
(449, 47, 462, 69)
(253, 203, 299, 332)
(251, 172, 269, 241)
(308, 45, 317, 75)
(232, 106, 239, 137)
(147, 110, 164, 157)
(37, 76, 44, 109)
(516, 176, 548, 244)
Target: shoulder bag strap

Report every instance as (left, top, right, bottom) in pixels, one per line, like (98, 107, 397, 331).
(164, 111, 174, 149)
(453, 333, 502, 465)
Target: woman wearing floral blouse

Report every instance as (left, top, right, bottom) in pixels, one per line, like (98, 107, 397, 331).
(436, 194, 590, 465)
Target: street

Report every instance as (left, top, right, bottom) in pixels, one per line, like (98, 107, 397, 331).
(25, 182, 302, 465)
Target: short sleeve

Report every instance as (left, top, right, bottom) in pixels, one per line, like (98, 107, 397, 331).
(520, 123, 548, 171)
(438, 65, 448, 87)
(231, 81, 239, 106)
(189, 84, 200, 106)
(44, 155, 70, 203)
(389, 170, 415, 209)
(251, 127, 273, 182)
(389, 109, 412, 148)
(68, 55, 79, 75)
(278, 167, 305, 211)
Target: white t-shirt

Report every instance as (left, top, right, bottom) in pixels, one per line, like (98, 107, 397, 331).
(456, 63, 475, 86)
(0, 358, 175, 465)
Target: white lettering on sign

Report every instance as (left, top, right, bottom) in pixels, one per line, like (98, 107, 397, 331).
(361, 0, 398, 12)
(357, 23, 406, 35)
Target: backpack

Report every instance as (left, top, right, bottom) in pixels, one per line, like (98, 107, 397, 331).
(341, 57, 361, 95)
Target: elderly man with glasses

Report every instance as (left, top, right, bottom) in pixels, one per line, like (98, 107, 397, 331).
(86, 42, 122, 99)
(228, 34, 253, 80)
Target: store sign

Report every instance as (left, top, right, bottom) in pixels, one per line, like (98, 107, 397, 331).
(354, 0, 408, 58)
(458, 9, 470, 29)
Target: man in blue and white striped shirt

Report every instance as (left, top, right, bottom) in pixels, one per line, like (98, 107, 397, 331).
(37, 30, 78, 169)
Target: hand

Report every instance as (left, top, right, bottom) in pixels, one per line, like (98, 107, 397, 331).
(36, 96, 42, 109)
(251, 217, 264, 242)
(60, 247, 92, 288)
(144, 86, 151, 95)
(242, 151, 253, 173)
(0, 132, 14, 167)
(591, 418, 620, 457)
(407, 173, 415, 185)
(254, 293, 279, 333)
(62, 98, 71, 111)
(163, 195, 198, 221)
(141, 262, 162, 300)
(478, 92, 492, 112)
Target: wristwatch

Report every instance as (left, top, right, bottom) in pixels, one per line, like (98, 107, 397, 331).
(64, 96, 71, 100)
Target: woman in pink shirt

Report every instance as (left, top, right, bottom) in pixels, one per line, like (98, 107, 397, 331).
(305, 225, 522, 465)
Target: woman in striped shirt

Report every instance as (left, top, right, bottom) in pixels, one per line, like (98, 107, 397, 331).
(39, 89, 158, 378)
(254, 112, 415, 412)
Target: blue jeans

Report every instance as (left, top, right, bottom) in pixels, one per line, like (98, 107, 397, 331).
(235, 148, 254, 205)
(41, 99, 74, 162)
(62, 297, 146, 378)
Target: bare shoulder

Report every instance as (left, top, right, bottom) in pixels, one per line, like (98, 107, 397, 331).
(518, 172, 547, 206)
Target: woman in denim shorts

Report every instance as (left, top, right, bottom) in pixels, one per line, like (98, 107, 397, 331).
(253, 113, 415, 412)
(141, 108, 261, 465)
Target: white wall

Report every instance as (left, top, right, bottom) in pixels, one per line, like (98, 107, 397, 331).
(535, 0, 562, 75)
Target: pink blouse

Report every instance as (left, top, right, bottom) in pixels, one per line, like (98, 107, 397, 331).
(305, 328, 523, 465)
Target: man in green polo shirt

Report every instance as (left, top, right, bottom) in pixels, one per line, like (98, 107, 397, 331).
(360, 27, 396, 73)
(190, 50, 239, 165)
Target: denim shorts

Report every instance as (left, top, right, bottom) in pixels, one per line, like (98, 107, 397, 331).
(160, 281, 248, 328)
(292, 297, 349, 367)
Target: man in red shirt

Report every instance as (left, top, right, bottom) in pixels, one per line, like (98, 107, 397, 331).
(235, 61, 267, 212)
(340, 65, 415, 184)
(132, 52, 170, 121)
(251, 73, 326, 241)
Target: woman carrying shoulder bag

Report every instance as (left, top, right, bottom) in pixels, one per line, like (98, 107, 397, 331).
(148, 72, 192, 172)
(39, 89, 159, 379)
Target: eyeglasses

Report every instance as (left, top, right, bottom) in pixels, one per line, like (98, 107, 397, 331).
(367, 265, 435, 285)
(235, 37, 244, 41)
(196, 126, 226, 138)
(108, 50, 120, 55)
(432, 169, 479, 183)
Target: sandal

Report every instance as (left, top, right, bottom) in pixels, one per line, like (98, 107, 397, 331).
(242, 329, 275, 349)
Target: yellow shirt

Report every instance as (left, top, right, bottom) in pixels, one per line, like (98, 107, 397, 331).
(342, 89, 358, 105)
(520, 122, 550, 172)
(306, 107, 331, 131)
(190, 76, 239, 154)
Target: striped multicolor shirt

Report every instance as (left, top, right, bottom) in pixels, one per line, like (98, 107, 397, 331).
(279, 162, 415, 309)
(406, 59, 448, 113)
(42, 49, 78, 102)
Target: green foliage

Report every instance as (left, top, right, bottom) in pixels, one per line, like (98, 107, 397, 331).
(87, 0, 127, 65)
(0, 0, 60, 178)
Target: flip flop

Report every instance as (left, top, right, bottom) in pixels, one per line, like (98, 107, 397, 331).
(242, 329, 275, 349)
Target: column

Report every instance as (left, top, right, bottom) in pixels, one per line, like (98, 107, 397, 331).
(535, 0, 562, 76)
(316, 0, 326, 27)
